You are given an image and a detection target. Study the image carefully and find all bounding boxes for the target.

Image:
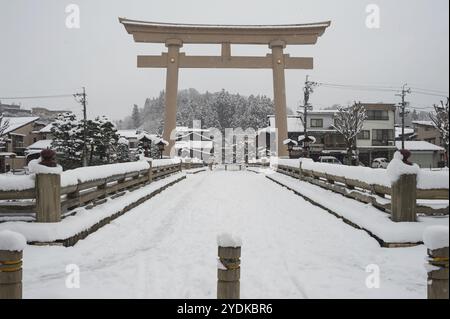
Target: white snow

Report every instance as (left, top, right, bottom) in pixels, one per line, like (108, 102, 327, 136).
(0, 174, 35, 191)
(423, 226, 449, 250)
(61, 161, 151, 187)
(267, 171, 448, 244)
(20, 171, 431, 298)
(217, 233, 242, 248)
(0, 173, 185, 242)
(151, 158, 181, 168)
(26, 139, 53, 151)
(283, 139, 298, 146)
(396, 141, 445, 152)
(1, 117, 40, 135)
(28, 159, 63, 175)
(0, 230, 27, 251)
(386, 152, 420, 184)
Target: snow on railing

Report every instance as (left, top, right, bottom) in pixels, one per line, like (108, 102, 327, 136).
(271, 157, 449, 191)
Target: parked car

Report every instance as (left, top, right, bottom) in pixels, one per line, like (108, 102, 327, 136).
(372, 158, 389, 169)
(317, 156, 342, 165)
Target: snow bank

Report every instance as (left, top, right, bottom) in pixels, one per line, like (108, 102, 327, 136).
(423, 226, 449, 250)
(386, 152, 420, 184)
(0, 230, 27, 251)
(0, 173, 186, 242)
(0, 174, 35, 191)
(268, 172, 448, 244)
(61, 161, 150, 187)
(217, 233, 242, 248)
(28, 159, 63, 175)
(151, 158, 181, 168)
(272, 153, 448, 190)
(417, 170, 449, 190)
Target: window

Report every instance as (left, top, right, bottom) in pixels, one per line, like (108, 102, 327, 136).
(367, 110, 389, 121)
(372, 129, 394, 146)
(310, 119, 323, 128)
(357, 130, 370, 140)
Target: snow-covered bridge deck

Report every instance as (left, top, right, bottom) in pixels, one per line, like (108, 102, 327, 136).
(24, 171, 427, 298)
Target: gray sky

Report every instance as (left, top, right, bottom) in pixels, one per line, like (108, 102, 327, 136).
(0, 0, 448, 121)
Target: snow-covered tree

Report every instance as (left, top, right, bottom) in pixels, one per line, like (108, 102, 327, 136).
(333, 103, 367, 165)
(0, 114, 10, 150)
(132, 104, 141, 129)
(430, 98, 449, 165)
(51, 113, 84, 169)
(86, 116, 119, 165)
(117, 137, 131, 163)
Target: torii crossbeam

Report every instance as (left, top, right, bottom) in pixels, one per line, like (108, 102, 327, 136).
(120, 18, 331, 157)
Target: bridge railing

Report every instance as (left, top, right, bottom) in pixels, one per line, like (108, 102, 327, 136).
(274, 163, 449, 218)
(0, 160, 184, 222)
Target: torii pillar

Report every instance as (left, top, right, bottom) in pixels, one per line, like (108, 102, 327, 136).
(163, 39, 183, 157)
(270, 40, 289, 158)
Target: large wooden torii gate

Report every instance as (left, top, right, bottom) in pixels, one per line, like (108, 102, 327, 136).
(120, 18, 330, 157)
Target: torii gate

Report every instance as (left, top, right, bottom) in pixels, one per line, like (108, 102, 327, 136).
(120, 18, 330, 157)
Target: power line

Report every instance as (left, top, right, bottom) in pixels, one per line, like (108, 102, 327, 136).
(0, 94, 74, 100)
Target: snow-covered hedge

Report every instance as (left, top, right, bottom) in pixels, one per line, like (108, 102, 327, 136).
(271, 157, 449, 190)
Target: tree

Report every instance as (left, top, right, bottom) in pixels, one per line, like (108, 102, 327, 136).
(333, 103, 367, 165)
(0, 113, 10, 149)
(132, 104, 141, 129)
(117, 138, 131, 163)
(430, 98, 449, 165)
(51, 113, 84, 169)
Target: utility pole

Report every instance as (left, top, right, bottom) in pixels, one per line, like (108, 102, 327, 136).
(74, 87, 88, 167)
(298, 75, 317, 158)
(396, 84, 411, 150)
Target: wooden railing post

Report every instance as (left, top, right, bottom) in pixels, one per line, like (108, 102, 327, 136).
(36, 173, 61, 223)
(298, 162, 303, 180)
(0, 231, 25, 299)
(391, 174, 417, 222)
(148, 161, 153, 183)
(217, 245, 241, 299)
(424, 226, 449, 299)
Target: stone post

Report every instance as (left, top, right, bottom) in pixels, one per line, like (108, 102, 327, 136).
(217, 246, 241, 299)
(424, 226, 449, 299)
(391, 174, 417, 222)
(36, 173, 61, 223)
(148, 161, 153, 183)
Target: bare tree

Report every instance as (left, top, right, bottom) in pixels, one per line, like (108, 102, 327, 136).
(430, 97, 449, 166)
(0, 113, 10, 150)
(333, 102, 367, 165)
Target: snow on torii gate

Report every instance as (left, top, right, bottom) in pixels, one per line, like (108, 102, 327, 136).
(119, 18, 331, 157)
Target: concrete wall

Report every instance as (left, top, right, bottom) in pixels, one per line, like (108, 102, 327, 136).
(410, 151, 440, 168)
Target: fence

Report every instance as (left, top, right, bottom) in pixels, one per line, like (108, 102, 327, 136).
(0, 161, 184, 222)
(274, 163, 449, 218)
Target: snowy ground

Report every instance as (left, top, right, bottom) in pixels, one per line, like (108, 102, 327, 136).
(23, 170, 428, 299)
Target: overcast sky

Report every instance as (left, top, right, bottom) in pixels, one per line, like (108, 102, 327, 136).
(0, 0, 448, 121)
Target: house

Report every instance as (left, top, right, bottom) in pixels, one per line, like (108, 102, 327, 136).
(0, 102, 32, 117)
(175, 127, 212, 160)
(396, 141, 446, 168)
(0, 117, 44, 172)
(263, 103, 397, 165)
(412, 121, 444, 147)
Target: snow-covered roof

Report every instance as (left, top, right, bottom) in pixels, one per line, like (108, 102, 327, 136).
(175, 140, 213, 149)
(395, 127, 415, 138)
(268, 116, 304, 132)
(396, 141, 445, 152)
(1, 117, 40, 135)
(27, 139, 53, 150)
(39, 123, 54, 133)
(412, 121, 435, 127)
(117, 130, 143, 139)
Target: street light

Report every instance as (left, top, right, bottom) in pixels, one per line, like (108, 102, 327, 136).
(156, 140, 166, 159)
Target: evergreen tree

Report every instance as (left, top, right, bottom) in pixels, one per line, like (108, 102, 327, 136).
(51, 113, 84, 169)
(117, 138, 131, 163)
(132, 104, 141, 129)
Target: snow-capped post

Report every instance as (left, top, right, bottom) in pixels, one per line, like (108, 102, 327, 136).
(0, 230, 26, 299)
(217, 234, 242, 299)
(387, 150, 419, 222)
(423, 226, 449, 299)
(30, 150, 63, 223)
